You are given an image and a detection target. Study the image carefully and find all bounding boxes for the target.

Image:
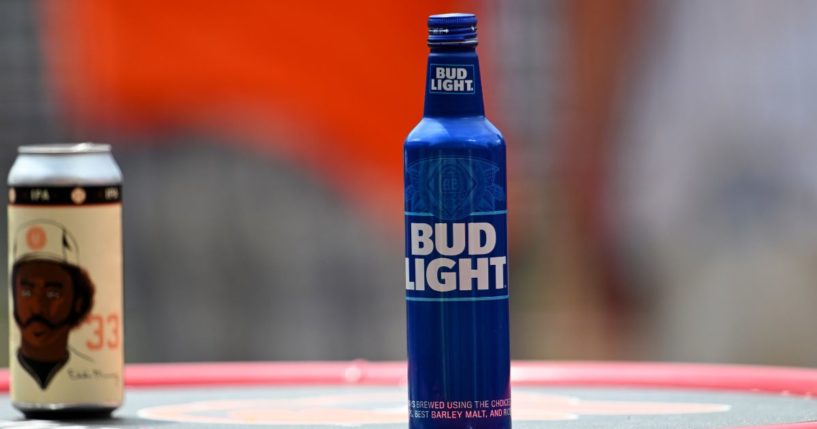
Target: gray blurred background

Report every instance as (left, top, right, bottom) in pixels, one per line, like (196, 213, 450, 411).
(2, 0, 817, 367)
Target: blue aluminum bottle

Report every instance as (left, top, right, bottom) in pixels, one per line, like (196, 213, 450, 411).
(404, 13, 510, 429)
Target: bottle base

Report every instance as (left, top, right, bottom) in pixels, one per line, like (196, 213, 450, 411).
(16, 405, 117, 420)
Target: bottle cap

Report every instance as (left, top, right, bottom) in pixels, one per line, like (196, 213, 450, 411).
(428, 13, 477, 46)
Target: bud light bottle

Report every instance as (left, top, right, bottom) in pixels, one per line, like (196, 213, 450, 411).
(404, 13, 510, 429)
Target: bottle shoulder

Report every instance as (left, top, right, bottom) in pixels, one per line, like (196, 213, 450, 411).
(405, 116, 504, 148)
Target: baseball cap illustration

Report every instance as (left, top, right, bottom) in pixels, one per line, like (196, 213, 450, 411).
(13, 220, 79, 266)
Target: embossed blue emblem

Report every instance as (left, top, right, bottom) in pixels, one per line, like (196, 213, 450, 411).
(406, 157, 504, 220)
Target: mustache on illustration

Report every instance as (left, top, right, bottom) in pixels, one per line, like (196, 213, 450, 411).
(17, 315, 69, 330)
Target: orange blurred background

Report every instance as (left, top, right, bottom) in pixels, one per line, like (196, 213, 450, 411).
(2, 0, 817, 367)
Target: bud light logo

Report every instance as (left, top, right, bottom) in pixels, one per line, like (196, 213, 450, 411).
(405, 156, 507, 297)
(429, 64, 475, 94)
(405, 222, 507, 293)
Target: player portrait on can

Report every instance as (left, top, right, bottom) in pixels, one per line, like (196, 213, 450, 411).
(10, 220, 95, 389)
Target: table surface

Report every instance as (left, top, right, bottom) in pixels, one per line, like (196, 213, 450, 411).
(0, 361, 815, 428)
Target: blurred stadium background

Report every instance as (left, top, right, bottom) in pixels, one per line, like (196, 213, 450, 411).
(2, 0, 817, 366)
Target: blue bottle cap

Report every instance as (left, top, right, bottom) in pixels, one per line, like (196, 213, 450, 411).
(428, 13, 477, 46)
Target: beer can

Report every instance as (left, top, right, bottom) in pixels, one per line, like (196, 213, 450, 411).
(7, 143, 124, 418)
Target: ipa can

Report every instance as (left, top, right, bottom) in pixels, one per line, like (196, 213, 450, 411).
(404, 13, 511, 429)
(7, 143, 124, 418)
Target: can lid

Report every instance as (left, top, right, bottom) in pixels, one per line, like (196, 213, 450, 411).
(428, 13, 477, 46)
(18, 143, 111, 154)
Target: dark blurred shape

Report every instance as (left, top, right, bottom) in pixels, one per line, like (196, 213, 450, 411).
(118, 139, 404, 361)
(555, 0, 648, 358)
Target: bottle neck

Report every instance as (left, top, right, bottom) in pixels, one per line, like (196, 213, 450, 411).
(423, 45, 485, 118)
